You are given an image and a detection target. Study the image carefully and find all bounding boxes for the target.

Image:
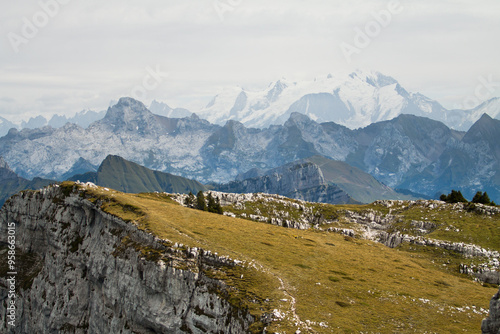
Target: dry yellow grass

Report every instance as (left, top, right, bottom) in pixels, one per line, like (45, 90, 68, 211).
(76, 184, 496, 333)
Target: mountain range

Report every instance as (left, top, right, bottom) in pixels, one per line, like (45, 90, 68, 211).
(2, 152, 398, 206)
(196, 71, 500, 130)
(3, 70, 500, 139)
(1, 95, 499, 202)
(0, 110, 106, 137)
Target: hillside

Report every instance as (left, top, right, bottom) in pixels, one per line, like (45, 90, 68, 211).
(69, 155, 207, 194)
(0, 157, 54, 206)
(5, 182, 495, 333)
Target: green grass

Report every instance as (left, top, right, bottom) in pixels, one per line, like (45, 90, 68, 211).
(69, 155, 207, 194)
(72, 183, 497, 333)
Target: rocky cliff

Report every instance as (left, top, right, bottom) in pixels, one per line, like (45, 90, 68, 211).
(215, 161, 355, 205)
(483, 287, 500, 334)
(0, 186, 260, 333)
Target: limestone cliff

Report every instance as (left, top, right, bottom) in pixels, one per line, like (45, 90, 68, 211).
(216, 162, 355, 205)
(0, 186, 259, 333)
(483, 287, 500, 334)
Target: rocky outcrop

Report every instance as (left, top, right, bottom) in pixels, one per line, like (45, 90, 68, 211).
(217, 162, 322, 194)
(482, 287, 500, 334)
(344, 201, 500, 284)
(215, 162, 354, 205)
(0, 185, 260, 333)
(172, 191, 323, 230)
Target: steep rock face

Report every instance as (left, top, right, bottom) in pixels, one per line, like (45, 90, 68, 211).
(0, 186, 257, 333)
(482, 288, 500, 334)
(218, 162, 325, 195)
(216, 161, 355, 204)
(423, 114, 500, 201)
(350, 114, 463, 188)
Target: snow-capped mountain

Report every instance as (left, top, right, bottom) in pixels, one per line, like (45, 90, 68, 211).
(456, 98, 500, 130)
(149, 100, 192, 118)
(197, 70, 499, 130)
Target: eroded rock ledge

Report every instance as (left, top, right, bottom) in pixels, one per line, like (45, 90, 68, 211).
(482, 287, 500, 334)
(0, 186, 260, 333)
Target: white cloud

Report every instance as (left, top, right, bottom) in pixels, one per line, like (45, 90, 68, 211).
(0, 0, 499, 121)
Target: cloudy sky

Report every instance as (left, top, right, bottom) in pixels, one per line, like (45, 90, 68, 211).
(1, 0, 499, 122)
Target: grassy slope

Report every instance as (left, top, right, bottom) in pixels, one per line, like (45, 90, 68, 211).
(76, 183, 496, 333)
(71, 155, 207, 194)
(377, 201, 500, 251)
(305, 155, 415, 203)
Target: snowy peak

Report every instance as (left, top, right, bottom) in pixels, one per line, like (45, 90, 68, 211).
(349, 70, 398, 88)
(21, 115, 47, 129)
(198, 71, 411, 129)
(230, 91, 248, 116)
(266, 79, 288, 102)
(197, 71, 500, 131)
(149, 100, 192, 118)
(112, 97, 149, 113)
(467, 98, 500, 122)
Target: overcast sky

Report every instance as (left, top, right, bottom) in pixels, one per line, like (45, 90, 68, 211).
(1, 0, 499, 122)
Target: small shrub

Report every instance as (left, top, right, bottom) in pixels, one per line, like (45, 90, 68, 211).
(335, 301, 350, 308)
(294, 263, 311, 269)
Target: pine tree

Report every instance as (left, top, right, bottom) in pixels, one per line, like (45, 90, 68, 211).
(184, 191, 195, 208)
(440, 190, 468, 203)
(472, 191, 492, 205)
(452, 190, 468, 203)
(472, 191, 483, 204)
(480, 192, 491, 205)
(207, 193, 217, 213)
(215, 197, 223, 214)
(196, 191, 206, 211)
